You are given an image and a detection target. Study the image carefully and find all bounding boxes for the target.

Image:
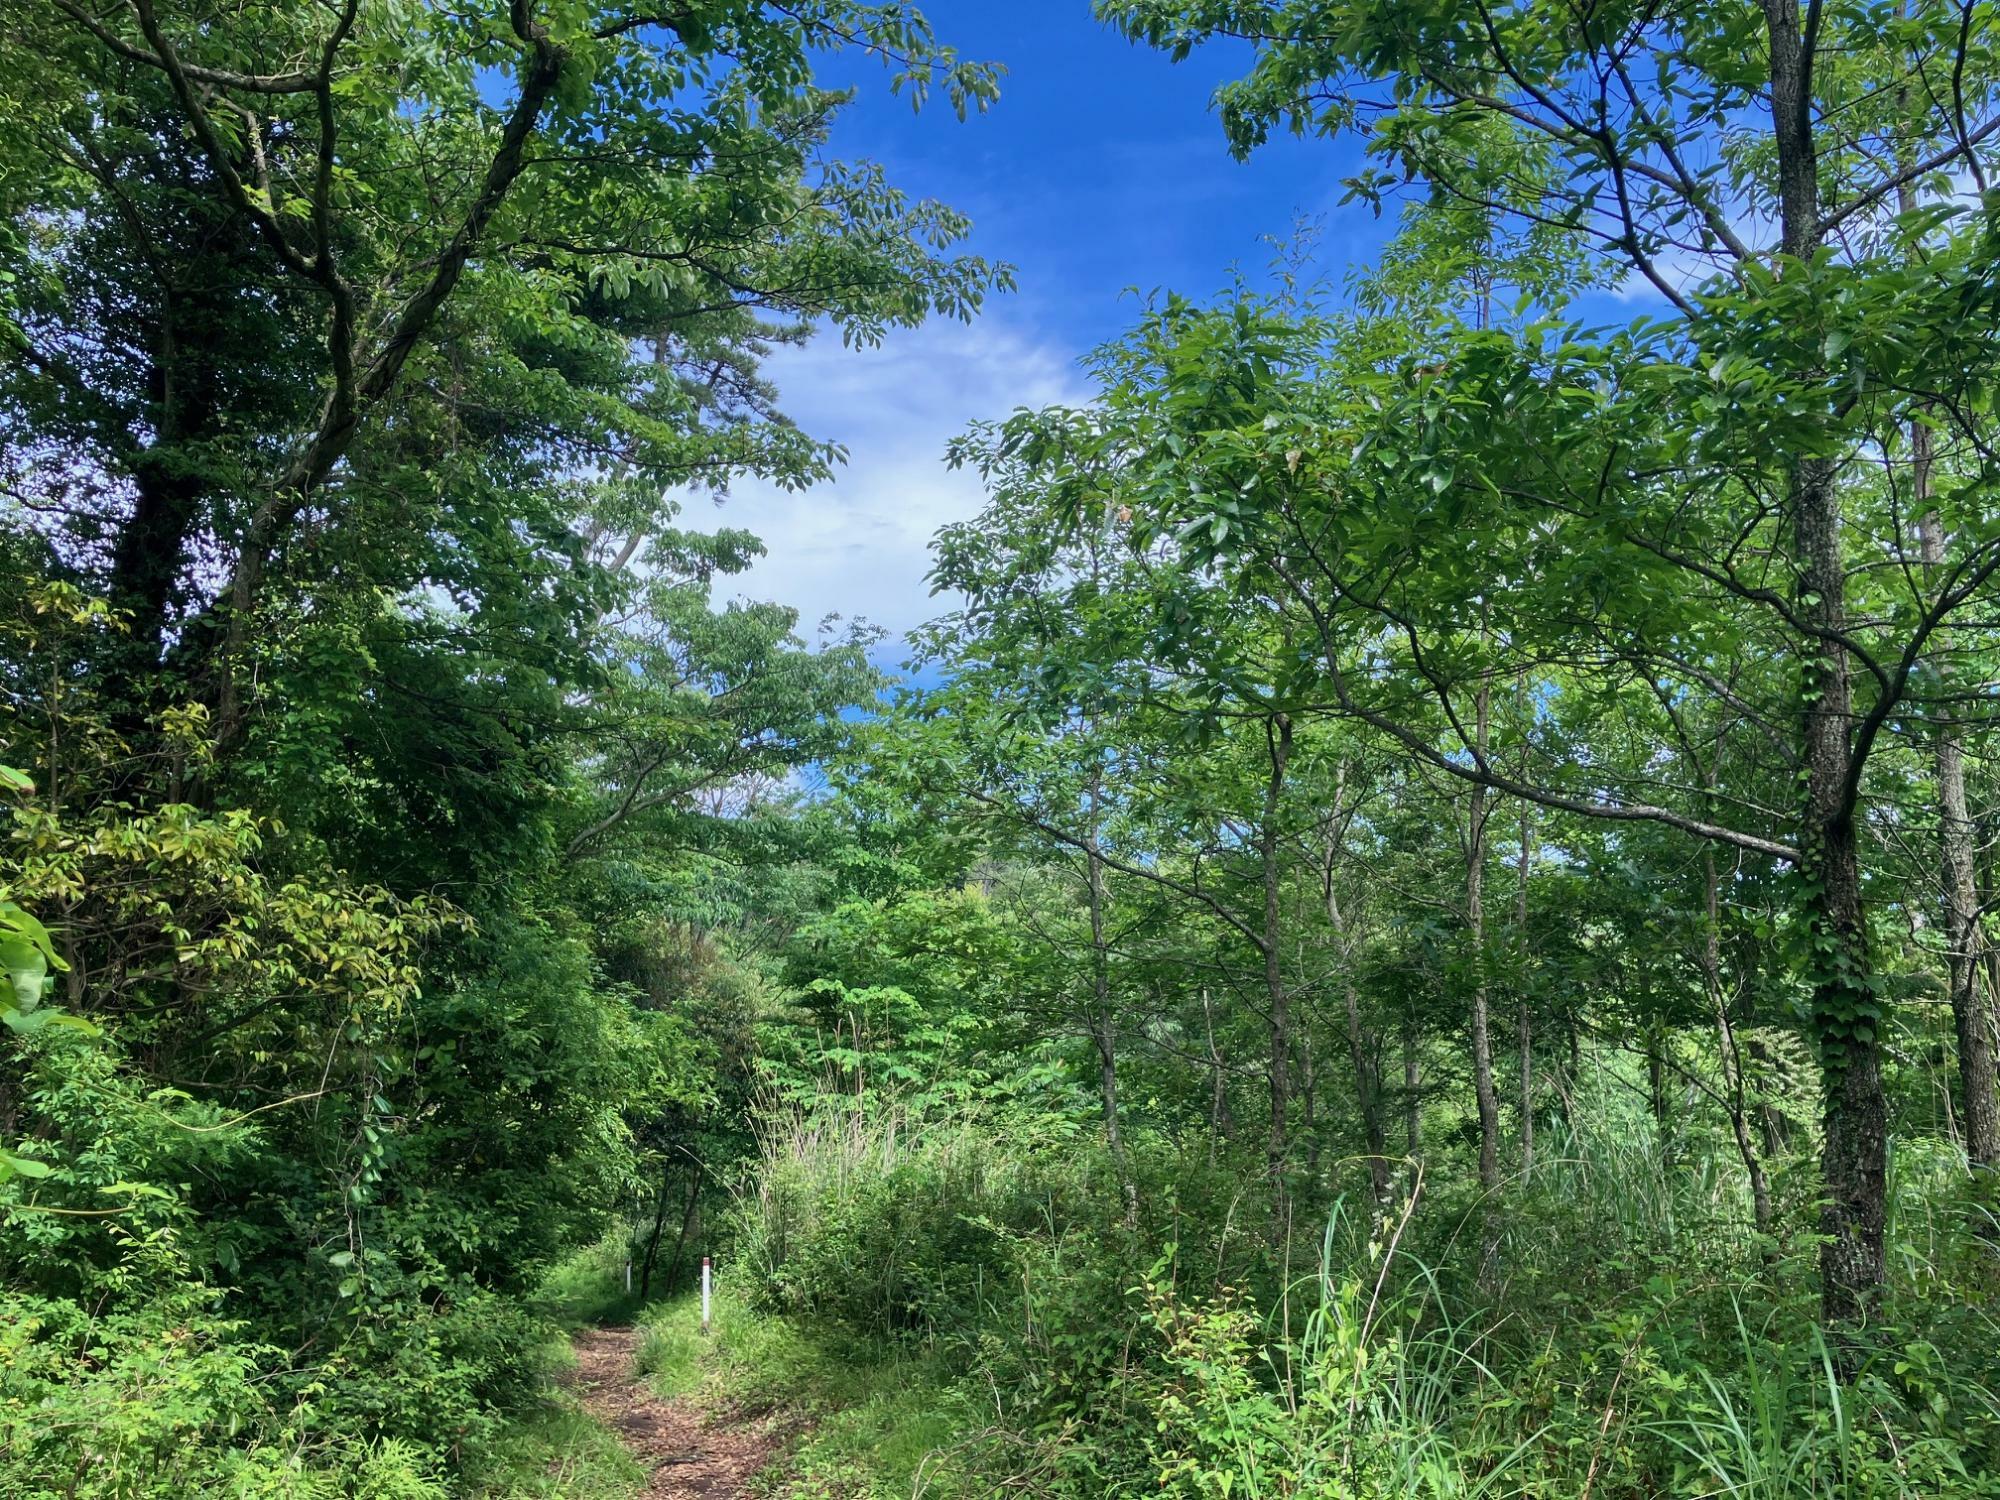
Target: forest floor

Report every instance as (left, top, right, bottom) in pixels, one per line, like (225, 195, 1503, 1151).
(565, 1325, 790, 1497)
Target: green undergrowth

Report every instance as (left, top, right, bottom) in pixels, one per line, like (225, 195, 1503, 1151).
(636, 1285, 976, 1498)
(704, 1095, 2000, 1499)
(463, 1397, 645, 1500)
(446, 1242, 650, 1499)
(532, 1236, 647, 1333)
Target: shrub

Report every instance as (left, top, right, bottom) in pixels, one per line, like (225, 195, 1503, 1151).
(736, 1106, 1048, 1339)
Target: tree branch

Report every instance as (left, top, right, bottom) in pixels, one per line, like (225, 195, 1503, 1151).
(56, 0, 320, 92)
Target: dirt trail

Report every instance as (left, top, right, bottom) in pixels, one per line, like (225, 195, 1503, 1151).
(566, 1326, 786, 1497)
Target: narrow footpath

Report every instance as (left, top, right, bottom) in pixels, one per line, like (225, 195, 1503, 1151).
(567, 1326, 786, 1498)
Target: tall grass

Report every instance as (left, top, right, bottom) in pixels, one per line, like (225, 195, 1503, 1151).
(699, 1072, 2000, 1498)
(1132, 1177, 1563, 1497)
(1647, 1308, 1864, 1500)
(733, 1101, 1058, 1341)
(1509, 1060, 1753, 1267)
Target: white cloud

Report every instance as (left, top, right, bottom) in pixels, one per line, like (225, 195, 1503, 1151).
(695, 316, 1091, 648)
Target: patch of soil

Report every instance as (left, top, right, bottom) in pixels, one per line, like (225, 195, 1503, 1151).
(566, 1326, 787, 1498)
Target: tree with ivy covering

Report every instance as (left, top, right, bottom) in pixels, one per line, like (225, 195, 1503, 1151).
(1091, 0, 2000, 1330)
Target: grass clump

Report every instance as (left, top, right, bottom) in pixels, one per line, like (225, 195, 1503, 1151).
(699, 1081, 2000, 1499)
(463, 1402, 646, 1500)
(635, 1285, 978, 1497)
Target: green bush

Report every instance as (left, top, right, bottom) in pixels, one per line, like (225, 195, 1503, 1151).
(0, 1282, 458, 1499)
(737, 1107, 1050, 1338)
(0, 992, 637, 1495)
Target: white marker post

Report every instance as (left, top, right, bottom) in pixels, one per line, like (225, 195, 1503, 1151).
(623, 1259, 632, 1296)
(700, 1255, 712, 1334)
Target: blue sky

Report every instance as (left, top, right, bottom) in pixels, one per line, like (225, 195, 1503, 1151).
(714, 3, 1389, 651)
(812, 6, 1386, 349)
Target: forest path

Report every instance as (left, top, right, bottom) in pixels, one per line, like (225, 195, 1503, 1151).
(566, 1325, 787, 1497)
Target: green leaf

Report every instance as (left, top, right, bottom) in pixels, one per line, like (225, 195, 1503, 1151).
(0, 902, 61, 961)
(1, 1148, 53, 1179)
(0, 934, 48, 1011)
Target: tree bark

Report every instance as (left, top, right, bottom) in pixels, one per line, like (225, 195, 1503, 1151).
(1345, 976, 1390, 1205)
(1300, 1027, 1322, 1187)
(637, 1169, 672, 1302)
(1914, 425, 2000, 1169)
(1201, 986, 1234, 1163)
(1763, 0, 1889, 1330)
(1403, 1012, 1422, 1179)
(1515, 673, 1534, 1179)
(644, 1159, 702, 1303)
(1790, 435, 1887, 1328)
(105, 262, 231, 731)
(1746, 1035, 1793, 1160)
(1084, 762, 1137, 1222)
(1260, 714, 1295, 1209)
(1647, 1027, 1669, 1141)
(1468, 669, 1501, 1195)
(1324, 770, 1392, 1205)
(1703, 842, 1775, 1236)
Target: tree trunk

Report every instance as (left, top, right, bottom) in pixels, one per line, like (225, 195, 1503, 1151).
(1091, 1009, 1124, 1159)
(1202, 986, 1234, 1163)
(1516, 1003, 1533, 1179)
(637, 1169, 672, 1302)
(1260, 714, 1295, 1208)
(1914, 424, 2000, 1170)
(1346, 977, 1390, 1205)
(1324, 773, 1392, 1205)
(1468, 671, 1501, 1195)
(112, 465, 203, 665)
(1703, 843, 1775, 1237)
(645, 1160, 702, 1303)
(1084, 764, 1136, 1222)
(1403, 1012, 1422, 1178)
(1300, 1027, 1322, 1187)
(1747, 1035, 1793, 1159)
(1515, 678, 1535, 1179)
(1792, 439, 1887, 1328)
(1803, 802, 1887, 1327)
(1764, 0, 1888, 1330)
(106, 288, 222, 734)
(1647, 1028, 1669, 1140)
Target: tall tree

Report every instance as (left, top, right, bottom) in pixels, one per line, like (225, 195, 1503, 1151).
(6, 0, 1006, 744)
(1103, 0, 2000, 1330)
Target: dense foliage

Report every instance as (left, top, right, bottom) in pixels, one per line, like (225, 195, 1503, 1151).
(0, 2, 1000, 1493)
(6, 0, 2000, 1497)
